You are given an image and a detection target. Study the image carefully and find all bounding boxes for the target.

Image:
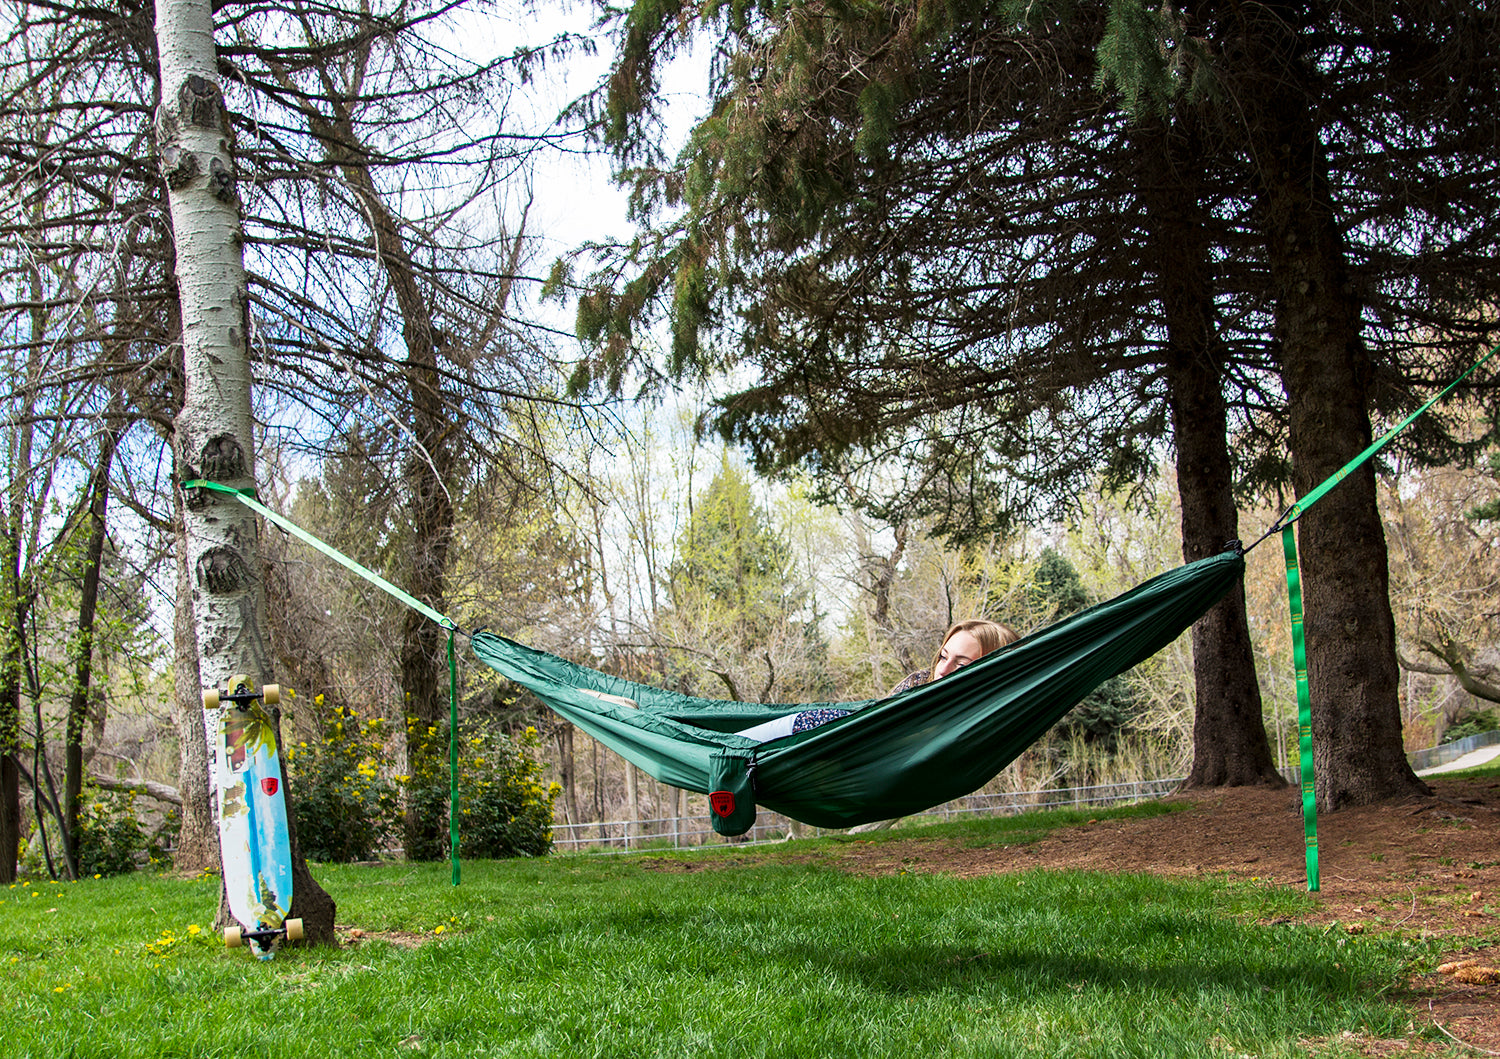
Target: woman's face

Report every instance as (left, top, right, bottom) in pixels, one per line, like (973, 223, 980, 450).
(933, 630, 985, 679)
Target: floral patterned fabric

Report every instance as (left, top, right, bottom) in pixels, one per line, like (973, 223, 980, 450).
(790, 707, 853, 733)
(888, 670, 931, 695)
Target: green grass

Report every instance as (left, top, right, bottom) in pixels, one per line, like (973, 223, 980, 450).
(1, 806, 1443, 1059)
(1425, 757, 1500, 782)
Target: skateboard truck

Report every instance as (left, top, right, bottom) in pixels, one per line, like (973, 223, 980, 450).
(202, 674, 280, 710)
(224, 918, 305, 950)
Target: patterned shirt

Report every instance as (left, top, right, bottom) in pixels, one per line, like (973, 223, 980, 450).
(786, 669, 930, 736)
(888, 669, 931, 696)
(790, 707, 853, 733)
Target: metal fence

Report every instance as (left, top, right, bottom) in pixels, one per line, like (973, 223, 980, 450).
(550, 730, 1500, 855)
(1407, 728, 1500, 773)
(550, 777, 1186, 854)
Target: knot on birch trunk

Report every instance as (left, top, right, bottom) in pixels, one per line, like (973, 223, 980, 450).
(179, 74, 223, 130)
(196, 546, 253, 594)
(200, 435, 246, 480)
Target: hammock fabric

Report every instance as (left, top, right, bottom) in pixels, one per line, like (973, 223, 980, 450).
(471, 547, 1244, 836)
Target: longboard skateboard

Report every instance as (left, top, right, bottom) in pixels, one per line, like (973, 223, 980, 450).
(204, 674, 304, 959)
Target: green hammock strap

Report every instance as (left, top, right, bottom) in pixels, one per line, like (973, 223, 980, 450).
(1264, 340, 1499, 893)
(182, 478, 464, 884)
(1266, 342, 1500, 537)
(1282, 526, 1320, 892)
(182, 480, 454, 629)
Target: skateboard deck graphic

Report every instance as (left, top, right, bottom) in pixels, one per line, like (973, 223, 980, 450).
(205, 675, 303, 958)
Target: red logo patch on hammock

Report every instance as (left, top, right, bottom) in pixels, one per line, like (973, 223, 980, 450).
(710, 790, 736, 818)
(260, 778, 279, 797)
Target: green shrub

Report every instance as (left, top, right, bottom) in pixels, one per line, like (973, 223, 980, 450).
(401, 718, 450, 862)
(75, 786, 149, 877)
(1444, 708, 1499, 744)
(285, 702, 400, 862)
(456, 725, 558, 859)
(402, 721, 558, 861)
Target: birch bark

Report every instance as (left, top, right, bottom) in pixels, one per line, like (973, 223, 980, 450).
(155, 0, 334, 938)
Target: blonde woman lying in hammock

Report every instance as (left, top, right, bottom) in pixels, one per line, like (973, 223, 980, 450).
(734, 619, 1019, 743)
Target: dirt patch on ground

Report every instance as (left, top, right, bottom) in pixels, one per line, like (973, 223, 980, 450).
(335, 926, 433, 948)
(818, 775, 1500, 1055)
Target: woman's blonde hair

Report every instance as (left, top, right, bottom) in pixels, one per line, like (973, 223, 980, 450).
(928, 619, 1020, 677)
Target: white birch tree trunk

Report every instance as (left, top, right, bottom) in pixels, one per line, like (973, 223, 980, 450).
(155, 0, 334, 940)
(156, 0, 263, 667)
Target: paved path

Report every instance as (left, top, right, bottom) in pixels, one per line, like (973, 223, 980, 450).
(1416, 743, 1500, 775)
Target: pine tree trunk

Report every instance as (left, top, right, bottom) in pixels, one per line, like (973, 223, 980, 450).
(1235, 1, 1426, 808)
(1172, 366, 1282, 787)
(155, 0, 334, 937)
(1137, 114, 1284, 789)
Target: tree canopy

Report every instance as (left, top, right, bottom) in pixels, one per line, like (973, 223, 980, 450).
(570, 0, 1500, 805)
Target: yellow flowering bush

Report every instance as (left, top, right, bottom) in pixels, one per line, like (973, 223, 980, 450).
(73, 786, 169, 877)
(284, 704, 399, 861)
(401, 723, 555, 860)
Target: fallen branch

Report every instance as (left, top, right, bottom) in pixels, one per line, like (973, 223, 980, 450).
(91, 775, 181, 806)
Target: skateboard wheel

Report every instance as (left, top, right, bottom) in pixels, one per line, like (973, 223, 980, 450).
(202, 688, 220, 709)
(262, 684, 280, 706)
(285, 918, 304, 941)
(224, 926, 243, 948)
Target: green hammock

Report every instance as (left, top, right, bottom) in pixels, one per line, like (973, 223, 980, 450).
(471, 547, 1244, 836)
(186, 341, 1495, 881)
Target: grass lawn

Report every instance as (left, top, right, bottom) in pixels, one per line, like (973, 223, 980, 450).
(2, 802, 1443, 1058)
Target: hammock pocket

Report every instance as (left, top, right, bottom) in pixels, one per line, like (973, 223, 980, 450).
(471, 548, 1244, 834)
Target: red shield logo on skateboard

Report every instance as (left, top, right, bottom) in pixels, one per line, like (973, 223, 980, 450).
(260, 778, 279, 796)
(710, 790, 736, 818)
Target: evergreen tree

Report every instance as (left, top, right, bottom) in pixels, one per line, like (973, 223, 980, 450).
(573, 0, 1500, 806)
(1027, 548, 1140, 753)
(669, 455, 797, 628)
(659, 453, 827, 702)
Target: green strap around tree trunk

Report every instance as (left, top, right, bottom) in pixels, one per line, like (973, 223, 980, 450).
(1264, 340, 1499, 893)
(182, 479, 464, 886)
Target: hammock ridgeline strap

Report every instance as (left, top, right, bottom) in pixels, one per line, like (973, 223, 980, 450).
(1271, 341, 1500, 534)
(182, 479, 455, 630)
